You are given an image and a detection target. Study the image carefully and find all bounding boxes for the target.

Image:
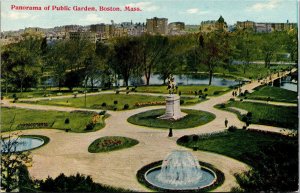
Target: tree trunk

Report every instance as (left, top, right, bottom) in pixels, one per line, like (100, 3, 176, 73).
(90, 77, 94, 90)
(208, 70, 213, 85)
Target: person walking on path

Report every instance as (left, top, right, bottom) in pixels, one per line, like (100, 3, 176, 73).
(225, 118, 228, 128)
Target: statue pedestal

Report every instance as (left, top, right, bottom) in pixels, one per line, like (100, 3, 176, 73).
(158, 94, 186, 120)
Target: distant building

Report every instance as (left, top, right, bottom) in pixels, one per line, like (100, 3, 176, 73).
(67, 31, 96, 43)
(255, 23, 272, 33)
(146, 17, 168, 35)
(236, 20, 255, 30)
(200, 16, 228, 33)
(90, 23, 106, 33)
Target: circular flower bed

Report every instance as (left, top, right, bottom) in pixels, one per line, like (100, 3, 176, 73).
(127, 109, 215, 129)
(88, 136, 139, 153)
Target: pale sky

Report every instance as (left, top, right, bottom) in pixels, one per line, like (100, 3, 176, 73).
(1, 0, 298, 31)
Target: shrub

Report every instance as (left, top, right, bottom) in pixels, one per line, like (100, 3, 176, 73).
(242, 126, 247, 129)
(229, 98, 235, 101)
(246, 112, 253, 117)
(192, 135, 199, 141)
(204, 88, 208, 92)
(193, 147, 198, 151)
(179, 91, 181, 96)
(115, 90, 120, 94)
(228, 125, 237, 132)
(113, 100, 118, 105)
(202, 95, 207, 99)
(85, 122, 95, 131)
(244, 90, 249, 95)
(131, 88, 135, 92)
(178, 135, 190, 144)
(180, 100, 184, 105)
(12, 93, 17, 98)
(99, 111, 106, 115)
(213, 91, 222, 95)
(123, 104, 129, 110)
(240, 99, 243, 102)
(199, 90, 202, 94)
(242, 115, 248, 122)
(101, 102, 107, 107)
(126, 87, 129, 90)
(64, 118, 70, 124)
(126, 91, 130, 94)
(219, 103, 226, 108)
(113, 107, 117, 111)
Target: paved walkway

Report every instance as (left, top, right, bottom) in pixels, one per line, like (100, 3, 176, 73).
(1, 69, 296, 192)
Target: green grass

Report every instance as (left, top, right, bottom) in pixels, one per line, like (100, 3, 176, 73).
(26, 94, 202, 111)
(3, 87, 102, 99)
(1, 107, 107, 133)
(88, 136, 139, 153)
(177, 129, 296, 167)
(217, 101, 298, 129)
(215, 63, 294, 79)
(127, 109, 215, 129)
(135, 85, 231, 96)
(245, 86, 297, 103)
(177, 130, 298, 192)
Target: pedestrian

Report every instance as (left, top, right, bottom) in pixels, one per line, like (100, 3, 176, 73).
(234, 91, 237, 97)
(232, 91, 235, 97)
(225, 118, 228, 128)
(168, 128, 173, 137)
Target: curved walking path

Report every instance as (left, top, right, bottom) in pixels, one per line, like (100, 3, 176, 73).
(1, 69, 296, 192)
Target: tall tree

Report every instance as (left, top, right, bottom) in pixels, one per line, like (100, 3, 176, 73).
(112, 37, 143, 86)
(197, 31, 229, 85)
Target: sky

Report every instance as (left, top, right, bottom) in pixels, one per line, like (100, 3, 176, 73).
(1, 0, 298, 31)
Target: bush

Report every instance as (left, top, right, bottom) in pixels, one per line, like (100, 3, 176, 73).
(241, 115, 248, 122)
(113, 100, 118, 105)
(178, 91, 181, 96)
(12, 93, 17, 98)
(228, 125, 237, 132)
(213, 91, 222, 95)
(101, 102, 107, 107)
(131, 88, 135, 92)
(204, 88, 208, 92)
(85, 122, 95, 131)
(99, 111, 106, 115)
(192, 135, 199, 141)
(246, 112, 253, 117)
(115, 90, 120, 94)
(244, 90, 249, 95)
(126, 87, 129, 90)
(240, 99, 243, 102)
(126, 91, 130, 94)
(113, 107, 117, 111)
(199, 90, 202, 94)
(193, 147, 198, 151)
(229, 98, 235, 101)
(180, 100, 184, 105)
(123, 104, 129, 110)
(64, 118, 70, 124)
(219, 103, 226, 108)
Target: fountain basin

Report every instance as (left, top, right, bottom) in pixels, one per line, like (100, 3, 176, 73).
(1, 135, 48, 153)
(145, 165, 216, 190)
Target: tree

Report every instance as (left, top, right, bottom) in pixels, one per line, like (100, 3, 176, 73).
(140, 35, 169, 85)
(234, 29, 256, 74)
(111, 37, 143, 86)
(1, 128, 32, 192)
(197, 31, 229, 85)
(260, 33, 279, 68)
(285, 29, 298, 63)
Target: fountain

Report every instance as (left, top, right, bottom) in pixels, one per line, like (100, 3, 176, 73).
(142, 150, 218, 191)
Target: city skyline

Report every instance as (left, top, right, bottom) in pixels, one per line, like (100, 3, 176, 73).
(1, 0, 298, 31)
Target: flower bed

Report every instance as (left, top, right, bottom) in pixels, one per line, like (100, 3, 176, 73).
(135, 101, 165, 107)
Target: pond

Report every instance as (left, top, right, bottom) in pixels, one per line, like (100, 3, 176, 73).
(1, 136, 45, 152)
(273, 76, 297, 92)
(118, 74, 239, 87)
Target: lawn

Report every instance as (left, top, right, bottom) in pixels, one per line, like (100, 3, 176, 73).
(177, 130, 298, 191)
(3, 87, 101, 99)
(244, 86, 297, 103)
(135, 85, 231, 96)
(127, 109, 215, 129)
(216, 101, 298, 129)
(1, 107, 107, 133)
(27, 93, 203, 111)
(88, 136, 139, 153)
